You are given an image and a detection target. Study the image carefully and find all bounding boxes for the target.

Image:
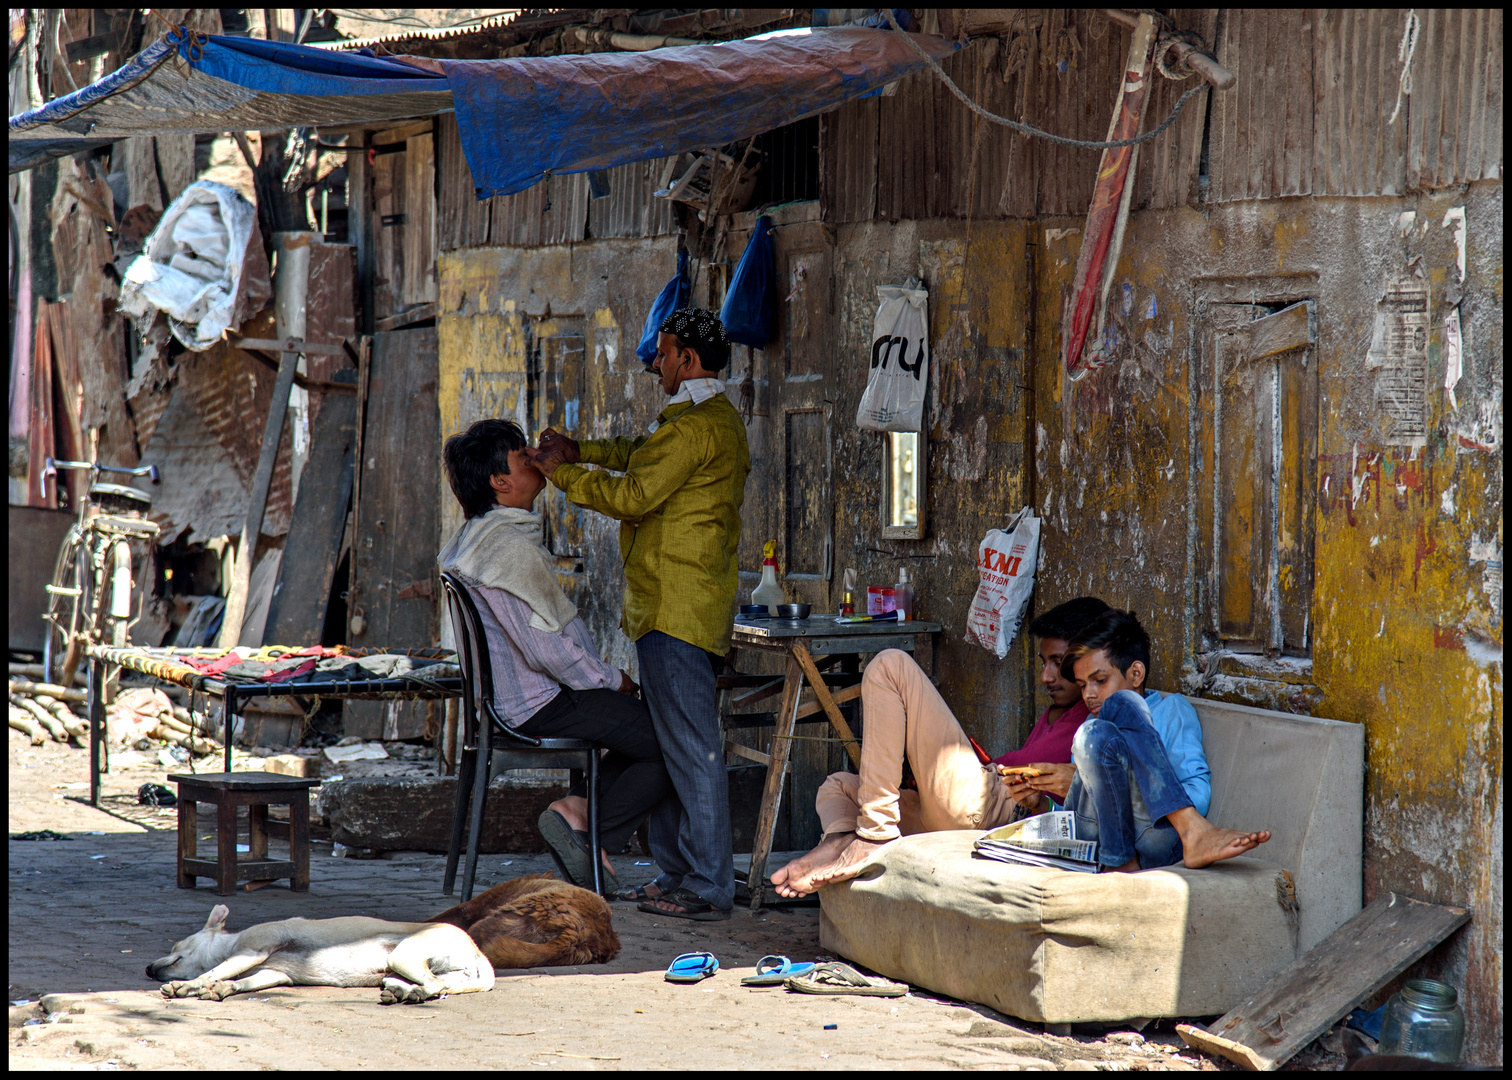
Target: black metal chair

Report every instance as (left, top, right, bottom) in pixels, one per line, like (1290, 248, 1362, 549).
(439, 571, 603, 901)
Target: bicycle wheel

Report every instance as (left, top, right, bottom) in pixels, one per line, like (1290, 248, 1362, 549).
(42, 528, 91, 686)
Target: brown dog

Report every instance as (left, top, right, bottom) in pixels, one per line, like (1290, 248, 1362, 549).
(428, 874, 620, 969)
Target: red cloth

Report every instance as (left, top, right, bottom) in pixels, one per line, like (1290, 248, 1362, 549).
(990, 700, 1090, 768)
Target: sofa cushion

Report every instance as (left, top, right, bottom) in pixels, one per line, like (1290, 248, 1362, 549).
(820, 830, 1298, 1023)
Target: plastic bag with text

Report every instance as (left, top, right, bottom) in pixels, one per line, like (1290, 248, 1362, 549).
(856, 284, 929, 431)
(964, 509, 1041, 659)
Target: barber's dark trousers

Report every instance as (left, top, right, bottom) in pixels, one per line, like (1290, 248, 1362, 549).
(635, 630, 734, 910)
(1066, 689, 1190, 869)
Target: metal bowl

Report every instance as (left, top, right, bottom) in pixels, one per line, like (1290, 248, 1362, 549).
(738, 604, 768, 617)
(776, 603, 812, 620)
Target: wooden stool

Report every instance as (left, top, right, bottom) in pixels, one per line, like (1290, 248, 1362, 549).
(168, 772, 321, 895)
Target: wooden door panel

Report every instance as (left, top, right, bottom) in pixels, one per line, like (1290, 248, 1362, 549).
(346, 328, 440, 739)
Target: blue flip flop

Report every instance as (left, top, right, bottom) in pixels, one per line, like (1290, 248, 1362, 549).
(740, 955, 818, 986)
(665, 951, 720, 983)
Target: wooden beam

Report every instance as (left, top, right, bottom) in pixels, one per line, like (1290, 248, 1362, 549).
(1178, 892, 1471, 1070)
(746, 653, 803, 910)
(217, 349, 299, 647)
(239, 347, 356, 394)
(793, 645, 862, 767)
(725, 740, 771, 767)
(228, 334, 347, 356)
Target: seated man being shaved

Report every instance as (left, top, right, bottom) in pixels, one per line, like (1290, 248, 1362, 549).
(438, 418, 671, 894)
(1053, 608, 1269, 871)
(771, 597, 1111, 897)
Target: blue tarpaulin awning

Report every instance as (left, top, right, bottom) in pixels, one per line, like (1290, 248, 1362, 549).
(10, 26, 958, 196)
(8, 29, 449, 173)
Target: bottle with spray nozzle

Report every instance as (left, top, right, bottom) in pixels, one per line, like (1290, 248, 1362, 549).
(752, 539, 786, 617)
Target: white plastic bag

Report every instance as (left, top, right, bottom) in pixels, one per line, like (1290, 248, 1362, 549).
(856, 284, 930, 431)
(118, 180, 257, 351)
(964, 508, 1041, 659)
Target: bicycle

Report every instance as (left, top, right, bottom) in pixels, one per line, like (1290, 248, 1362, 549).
(40, 458, 162, 688)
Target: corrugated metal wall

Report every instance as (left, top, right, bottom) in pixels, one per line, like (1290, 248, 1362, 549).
(437, 113, 674, 250)
(822, 8, 1502, 221)
(1213, 7, 1503, 202)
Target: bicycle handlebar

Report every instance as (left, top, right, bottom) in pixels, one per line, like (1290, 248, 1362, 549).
(39, 458, 160, 499)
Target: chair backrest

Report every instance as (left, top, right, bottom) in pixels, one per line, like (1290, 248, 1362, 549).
(439, 571, 492, 749)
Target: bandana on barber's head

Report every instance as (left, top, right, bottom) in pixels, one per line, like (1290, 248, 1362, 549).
(658, 308, 729, 354)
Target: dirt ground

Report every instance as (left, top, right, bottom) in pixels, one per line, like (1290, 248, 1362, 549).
(9, 730, 1355, 1071)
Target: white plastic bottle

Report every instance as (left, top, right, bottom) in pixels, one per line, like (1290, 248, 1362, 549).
(751, 539, 786, 616)
(894, 565, 914, 623)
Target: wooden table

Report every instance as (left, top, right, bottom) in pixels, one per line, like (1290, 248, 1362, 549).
(727, 613, 942, 910)
(168, 771, 322, 894)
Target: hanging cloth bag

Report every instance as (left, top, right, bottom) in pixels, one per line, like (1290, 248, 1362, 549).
(964, 508, 1042, 660)
(720, 215, 776, 348)
(636, 250, 691, 366)
(855, 284, 929, 431)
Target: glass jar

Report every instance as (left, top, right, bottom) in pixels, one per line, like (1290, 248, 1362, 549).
(1376, 979, 1465, 1062)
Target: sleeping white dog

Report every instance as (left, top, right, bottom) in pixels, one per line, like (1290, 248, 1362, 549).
(147, 904, 495, 1005)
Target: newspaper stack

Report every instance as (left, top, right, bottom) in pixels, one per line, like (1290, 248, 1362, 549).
(972, 811, 1100, 873)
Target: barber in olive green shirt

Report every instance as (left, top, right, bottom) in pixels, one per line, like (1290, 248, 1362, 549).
(530, 309, 749, 919)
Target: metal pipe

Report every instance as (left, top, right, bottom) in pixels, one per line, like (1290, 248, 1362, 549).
(1100, 9, 1236, 90)
(569, 27, 701, 51)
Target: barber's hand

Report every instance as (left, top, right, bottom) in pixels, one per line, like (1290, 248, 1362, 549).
(537, 428, 580, 464)
(530, 449, 567, 480)
(618, 670, 639, 697)
(1024, 762, 1075, 803)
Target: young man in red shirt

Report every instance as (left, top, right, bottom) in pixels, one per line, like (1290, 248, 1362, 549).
(770, 597, 1108, 898)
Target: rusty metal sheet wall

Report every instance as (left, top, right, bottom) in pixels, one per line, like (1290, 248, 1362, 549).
(587, 158, 678, 238)
(1405, 7, 1503, 190)
(819, 97, 876, 224)
(437, 113, 489, 251)
(1208, 8, 1316, 203)
(1212, 8, 1505, 202)
(840, 10, 1208, 223)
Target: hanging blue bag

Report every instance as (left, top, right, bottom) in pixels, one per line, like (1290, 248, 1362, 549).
(721, 215, 775, 349)
(636, 250, 691, 367)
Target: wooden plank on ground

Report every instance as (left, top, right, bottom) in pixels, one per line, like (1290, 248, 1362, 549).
(1178, 892, 1470, 1071)
(264, 369, 358, 645)
(344, 328, 440, 740)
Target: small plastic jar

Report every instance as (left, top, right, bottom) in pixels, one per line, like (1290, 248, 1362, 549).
(1376, 978, 1465, 1062)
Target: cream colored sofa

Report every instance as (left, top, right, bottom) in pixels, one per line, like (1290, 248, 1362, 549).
(818, 696, 1363, 1023)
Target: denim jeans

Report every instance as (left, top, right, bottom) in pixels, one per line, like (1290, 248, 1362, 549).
(1067, 690, 1191, 869)
(636, 631, 734, 910)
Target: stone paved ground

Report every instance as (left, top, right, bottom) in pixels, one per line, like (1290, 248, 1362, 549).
(10, 730, 1351, 1071)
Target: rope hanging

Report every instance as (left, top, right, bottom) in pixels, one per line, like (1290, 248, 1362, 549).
(881, 8, 1212, 151)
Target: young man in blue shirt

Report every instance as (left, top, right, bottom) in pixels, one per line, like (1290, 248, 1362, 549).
(1034, 609, 1271, 872)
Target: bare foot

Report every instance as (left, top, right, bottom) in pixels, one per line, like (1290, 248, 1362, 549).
(770, 833, 851, 898)
(1177, 818, 1271, 868)
(808, 836, 892, 887)
(1106, 856, 1142, 874)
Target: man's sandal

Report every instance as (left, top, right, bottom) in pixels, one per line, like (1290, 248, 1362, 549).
(784, 961, 908, 997)
(740, 955, 818, 986)
(614, 883, 661, 904)
(637, 886, 732, 922)
(665, 951, 719, 983)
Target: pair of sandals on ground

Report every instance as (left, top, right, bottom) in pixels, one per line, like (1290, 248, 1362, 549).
(538, 807, 728, 921)
(665, 952, 907, 996)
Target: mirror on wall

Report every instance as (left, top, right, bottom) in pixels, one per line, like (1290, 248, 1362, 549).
(881, 430, 925, 540)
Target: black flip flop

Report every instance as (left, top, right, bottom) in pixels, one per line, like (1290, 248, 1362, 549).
(536, 810, 620, 894)
(637, 886, 732, 922)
